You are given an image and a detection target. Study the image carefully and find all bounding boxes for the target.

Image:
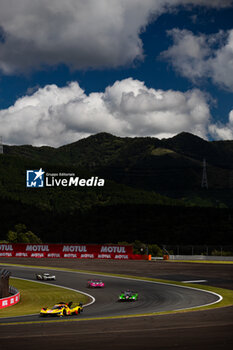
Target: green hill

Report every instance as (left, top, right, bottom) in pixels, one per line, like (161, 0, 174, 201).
(1, 132, 233, 244)
(2, 131, 233, 208)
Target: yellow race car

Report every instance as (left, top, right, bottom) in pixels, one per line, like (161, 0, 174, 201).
(40, 301, 83, 317)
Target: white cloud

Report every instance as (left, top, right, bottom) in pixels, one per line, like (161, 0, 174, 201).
(0, 0, 163, 74)
(161, 29, 233, 91)
(0, 78, 212, 146)
(0, 0, 232, 74)
(209, 110, 233, 140)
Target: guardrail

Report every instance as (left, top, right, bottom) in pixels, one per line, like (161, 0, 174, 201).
(162, 245, 233, 256)
(169, 255, 233, 261)
(151, 255, 233, 261)
(0, 286, 20, 309)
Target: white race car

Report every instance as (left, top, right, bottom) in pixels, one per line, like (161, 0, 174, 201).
(36, 273, 56, 281)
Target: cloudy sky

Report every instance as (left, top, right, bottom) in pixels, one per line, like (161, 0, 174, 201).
(0, 0, 233, 146)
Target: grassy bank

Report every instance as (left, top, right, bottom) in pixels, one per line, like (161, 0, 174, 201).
(0, 277, 90, 318)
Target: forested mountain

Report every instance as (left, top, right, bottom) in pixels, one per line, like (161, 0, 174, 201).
(1, 132, 233, 244)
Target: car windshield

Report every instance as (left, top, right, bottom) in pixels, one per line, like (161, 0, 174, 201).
(52, 305, 63, 310)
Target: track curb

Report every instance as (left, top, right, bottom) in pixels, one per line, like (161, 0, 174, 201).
(0, 262, 232, 325)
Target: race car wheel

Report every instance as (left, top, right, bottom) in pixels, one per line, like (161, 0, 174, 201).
(63, 310, 67, 316)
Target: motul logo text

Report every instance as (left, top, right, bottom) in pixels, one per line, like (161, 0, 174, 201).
(63, 245, 87, 252)
(0, 245, 13, 251)
(26, 245, 49, 252)
(100, 246, 126, 253)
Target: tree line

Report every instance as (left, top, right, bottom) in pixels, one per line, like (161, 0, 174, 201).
(1, 198, 233, 245)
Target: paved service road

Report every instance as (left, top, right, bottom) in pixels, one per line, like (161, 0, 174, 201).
(0, 265, 220, 323)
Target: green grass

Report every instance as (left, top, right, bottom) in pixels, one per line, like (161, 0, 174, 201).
(1, 263, 233, 323)
(151, 148, 175, 156)
(38, 267, 233, 312)
(0, 278, 90, 318)
(181, 284, 233, 310)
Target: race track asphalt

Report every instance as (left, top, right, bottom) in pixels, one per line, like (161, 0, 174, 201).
(0, 265, 220, 323)
(0, 259, 232, 350)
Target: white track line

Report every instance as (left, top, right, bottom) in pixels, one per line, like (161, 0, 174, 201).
(0, 276, 95, 320)
(14, 277, 96, 307)
(1, 264, 223, 312)
(57, 269, 222, 310)
(182, 280, 207, 283)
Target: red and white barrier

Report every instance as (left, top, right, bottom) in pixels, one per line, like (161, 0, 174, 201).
(0, 243, 149, 260)
(0, 291, 20, 309)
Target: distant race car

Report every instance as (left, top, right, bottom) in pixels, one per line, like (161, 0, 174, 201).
(118, 290, 138, 301)
(36, 273, 56, 281)
(40, 302, 83, 317)
(87, 279, 105, 288)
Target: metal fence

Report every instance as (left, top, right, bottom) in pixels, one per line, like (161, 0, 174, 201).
(9, 286, 19, 296)
(162, 245, 233, 256)
(0, 269, 11, 298)
(168, 255, 233, 261)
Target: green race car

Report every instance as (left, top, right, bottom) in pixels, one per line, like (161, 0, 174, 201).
(118, 290, 138, 301)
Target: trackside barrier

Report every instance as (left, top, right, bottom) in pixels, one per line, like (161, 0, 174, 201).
(0, 287, 20, 309)
(169, 255, 233, 261)
(163, 255, 169, 260)
(0, 243, 149, 260)
(132, 254, 148, 260)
